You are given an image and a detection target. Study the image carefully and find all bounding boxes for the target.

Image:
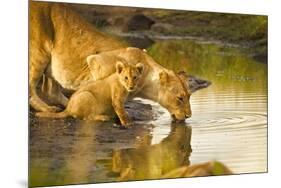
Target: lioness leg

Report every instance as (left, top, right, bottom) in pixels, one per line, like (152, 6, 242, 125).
(29, 54, 60, 112)
(41, 75, 69, 107)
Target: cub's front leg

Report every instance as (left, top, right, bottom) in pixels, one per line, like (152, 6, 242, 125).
(112, 94, 133, 128)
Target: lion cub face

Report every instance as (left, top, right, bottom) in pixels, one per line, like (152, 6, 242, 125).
(116, 61, 144, 92)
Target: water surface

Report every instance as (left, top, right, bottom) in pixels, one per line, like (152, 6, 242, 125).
(29, 40, 267, 187)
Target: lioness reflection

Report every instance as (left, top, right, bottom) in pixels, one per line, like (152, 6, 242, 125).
(111, 124, 192, 180)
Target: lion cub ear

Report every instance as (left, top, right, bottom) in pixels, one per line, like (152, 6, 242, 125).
(116, 61, 125, 74)
(86, 55, 99, 71)
(136, 63, 144, 74)
(159, 71, 169, 85)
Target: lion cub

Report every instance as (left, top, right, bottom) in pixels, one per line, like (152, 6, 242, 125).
(36, 61, 145, 128)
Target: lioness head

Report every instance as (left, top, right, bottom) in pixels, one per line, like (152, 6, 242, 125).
(116, 61, 144, 92)
(158, 71, 192, 122)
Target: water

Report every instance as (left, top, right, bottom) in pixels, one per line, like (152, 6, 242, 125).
(29, 40, 267, 187)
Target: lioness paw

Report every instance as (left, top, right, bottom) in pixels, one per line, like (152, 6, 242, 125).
(44, 106, 62, 112)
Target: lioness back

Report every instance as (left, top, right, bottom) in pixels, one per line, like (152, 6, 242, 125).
(29, 1, 126, 112)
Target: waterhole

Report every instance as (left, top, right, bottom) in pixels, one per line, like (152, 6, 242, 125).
(29, 40, 267, 187)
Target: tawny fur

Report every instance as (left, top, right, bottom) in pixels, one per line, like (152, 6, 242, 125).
(36, 61, 144, 128)
(29, 2, 125, 112)
(86, 49, 192, 121)
(30, 1, 192, 121)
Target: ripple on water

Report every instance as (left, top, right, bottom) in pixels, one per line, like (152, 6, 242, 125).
(187, 90, 267, 174)
(29, 87, 267, 186)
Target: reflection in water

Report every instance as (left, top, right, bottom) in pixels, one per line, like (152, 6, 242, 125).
(111, 124, 192, 181)
(29, 118, 156, 187)
(162, 160, 232, 178)
(148, 40, 267, 88)
(29, 39, 267, 187)
(148, 39, 267, 174)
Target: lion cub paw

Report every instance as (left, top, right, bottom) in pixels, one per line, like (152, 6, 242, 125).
(122, 119, 134, 129)
(113, 120, 133, 129)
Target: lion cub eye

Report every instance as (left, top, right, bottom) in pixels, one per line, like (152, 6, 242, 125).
(125, 76, 128, 80)
(133, 76, 137, 80)
(177, 97, 184, 102)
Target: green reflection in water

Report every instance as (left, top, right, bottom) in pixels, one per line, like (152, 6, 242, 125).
(147, 40, 267, 92)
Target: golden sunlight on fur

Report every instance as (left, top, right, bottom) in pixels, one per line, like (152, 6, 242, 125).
(36, 61, 144, 128)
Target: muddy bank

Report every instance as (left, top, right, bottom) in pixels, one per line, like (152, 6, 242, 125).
(29, 99, 156, 124)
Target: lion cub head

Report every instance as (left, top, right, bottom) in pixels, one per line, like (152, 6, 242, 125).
(116, 61, 144, 92)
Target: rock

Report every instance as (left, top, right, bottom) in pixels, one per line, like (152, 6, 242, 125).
(125, 100, 154, 121)
(178, 71, 212, 93)
(187, 75, 212, 93)
(92, 17, 110, 28)
(123, 14, 155, 32)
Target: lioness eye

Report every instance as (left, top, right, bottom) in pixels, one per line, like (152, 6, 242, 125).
(125, 76, 128, 80)
(133, 76, 137, 80)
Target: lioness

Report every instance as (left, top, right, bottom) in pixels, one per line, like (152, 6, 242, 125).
(36, 61, 144, 128)
(86, 47, 193, 121)
(30, 2, 210, 122)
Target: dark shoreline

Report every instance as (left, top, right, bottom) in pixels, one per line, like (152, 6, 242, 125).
(70, 3, 267, 63)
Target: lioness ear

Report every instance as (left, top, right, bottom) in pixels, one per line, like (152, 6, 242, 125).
(159, 71, 169, 85)
(177, 70, 188, 80)
(116, 61, 124, 74)
(136, 63, 144, 74)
